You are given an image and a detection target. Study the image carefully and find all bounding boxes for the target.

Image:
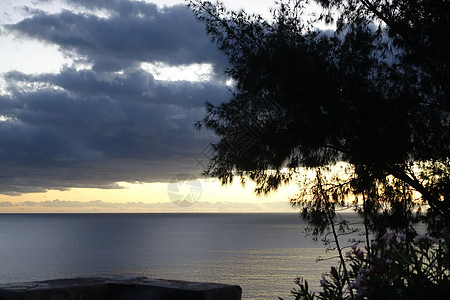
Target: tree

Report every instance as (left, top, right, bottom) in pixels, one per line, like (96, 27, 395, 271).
(188, 0, 450, 297)
(188, 0, 449, 231)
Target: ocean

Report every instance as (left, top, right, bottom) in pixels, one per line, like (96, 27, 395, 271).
(0, 213, 344, 299)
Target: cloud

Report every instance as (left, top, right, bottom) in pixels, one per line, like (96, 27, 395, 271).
(2, 199, 294, 213)
(6, 1, 227, 73)
(0, 77, 225, 193)
(5, 67, 228, 108)
(0, 0, 231, 195)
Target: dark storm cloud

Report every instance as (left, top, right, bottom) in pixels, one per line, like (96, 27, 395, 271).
(0, 74, 226, 194)
(6, 1, 227, 72)
(5, 68, 228, 108)
(0, 1, 230, 195)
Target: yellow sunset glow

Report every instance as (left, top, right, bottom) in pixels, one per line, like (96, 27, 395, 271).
(0, 180, 298, 213)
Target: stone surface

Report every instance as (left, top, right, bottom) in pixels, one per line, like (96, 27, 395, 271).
(0, 277, 242, 300)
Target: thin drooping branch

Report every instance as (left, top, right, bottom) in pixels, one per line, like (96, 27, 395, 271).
(362, 192, 371, 255)
(316, 170, 354, 297)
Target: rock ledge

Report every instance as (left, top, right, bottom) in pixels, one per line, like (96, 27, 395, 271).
(0, 277, 242, 300)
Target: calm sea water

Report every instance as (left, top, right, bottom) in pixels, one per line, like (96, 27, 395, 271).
(0, 213, 343, 299)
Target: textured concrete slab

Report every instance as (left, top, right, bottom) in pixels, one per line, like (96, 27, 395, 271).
(0, 277, 242, 300)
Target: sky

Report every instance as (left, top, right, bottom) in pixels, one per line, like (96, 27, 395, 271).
(0, 0, 299, 213)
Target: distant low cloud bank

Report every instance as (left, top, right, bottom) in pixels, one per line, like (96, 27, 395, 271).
(0, 199, 294, 213)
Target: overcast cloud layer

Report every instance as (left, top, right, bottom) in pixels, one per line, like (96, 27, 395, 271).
(0, 0, 231, 195)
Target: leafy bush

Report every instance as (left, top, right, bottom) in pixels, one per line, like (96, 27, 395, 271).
(284, 231, 450, 299)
